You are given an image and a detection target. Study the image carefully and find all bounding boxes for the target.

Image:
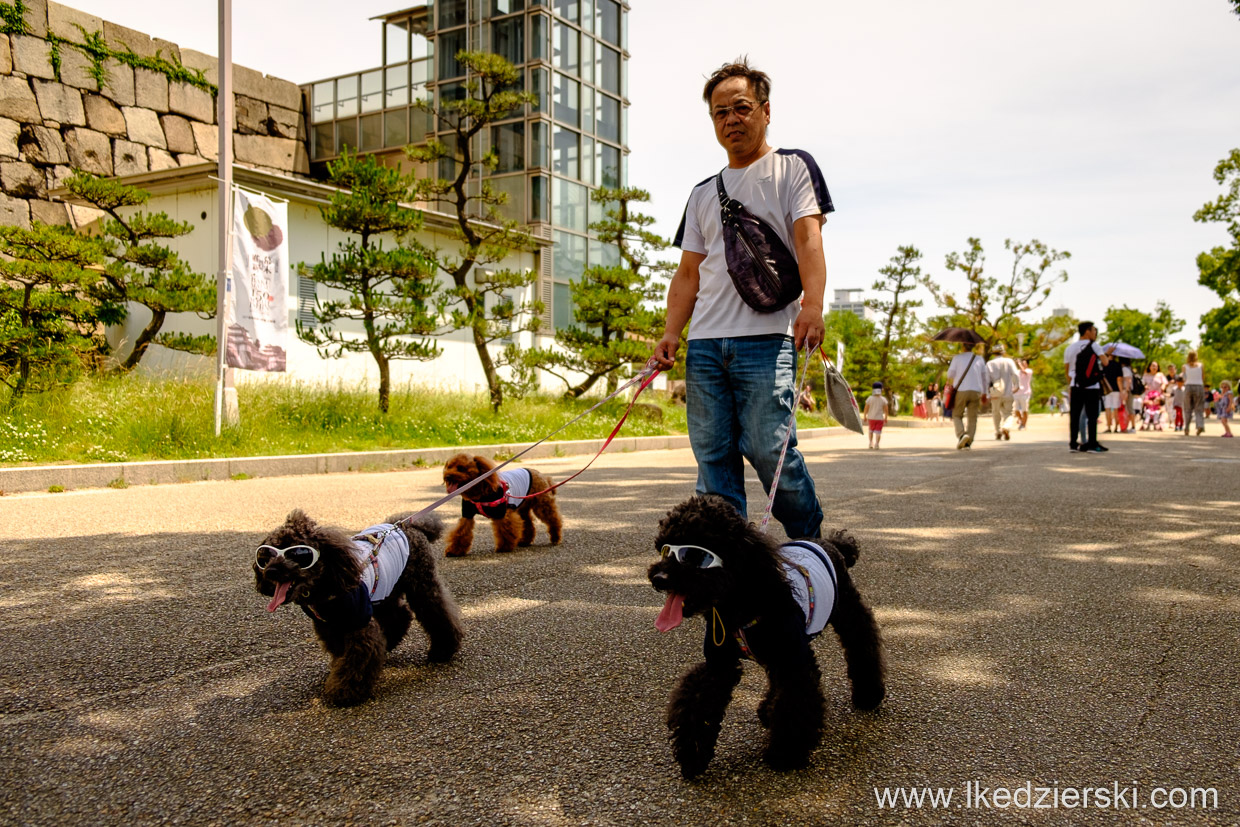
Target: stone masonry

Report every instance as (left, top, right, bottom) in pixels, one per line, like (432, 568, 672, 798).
(0, 0, 310, 227)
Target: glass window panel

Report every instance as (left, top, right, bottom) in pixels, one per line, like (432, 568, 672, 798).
(581, 0, 594, 32)
(580, 36, 593, 83)
(491, 16, 524, 66)
(599, 44, 620, 94)
(589, 238, 621, 268)
(530, 0, 546, 6)
(598, 142, 619, 188)
(531, 173, 550, 222)
(336, 119, 357, 154)
(553, 178, 587, 231)
(385, 64, 409, 108)
(439, 29, 467, 79)
(492, 0, 525, 12)
(598, 0, 619, 45)
(439, 0, 466, 28)
(580, 86, 593, 136)
(553, 229, 586, 282)
(530, 120, 549, 169)
(336, 75, 358, 118)
(360, 113, 383, 150)
(553, 0, 579, 24)
(530, 14, 549, 60)
(360, 70, 383, 113)
(530, 67, 549, 113)
(385, 110, 408, 147)
(439, 134, 459, 181)
(622, 55, 627, 98)
(490, 174, 525, 222)
(580, 135, 594, 185)
(411, 58, 430, 87)
(553, 73, 579, 127)
(312, 81, 334, 124)
(385, 21, 409, 64)
(596, 93, 619, 142)
(312, 121, 333, 159)
(491, 122, 525, 173)
(439, 81, 467, 105)
(552, 22, 578, 75)
(553, 281, 573, 329)
(621, 6, 627, 50)
(552, 127, 578, 179)
(410, 107, 430, 143)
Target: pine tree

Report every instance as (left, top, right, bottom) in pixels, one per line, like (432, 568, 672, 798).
(407, 51, 540, 412)
(526, 186, 670, 397)
(298, 150, 441, 414)
(867, 245, 924, 405)
(0, 223, 107, 400)
(65, 172, 215, 370)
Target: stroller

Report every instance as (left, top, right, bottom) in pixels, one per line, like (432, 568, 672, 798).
(1141, 389, 1163, 431)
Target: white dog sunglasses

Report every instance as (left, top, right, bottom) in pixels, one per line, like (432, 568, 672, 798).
(660, 543, 723, 569)
(255, 544, 320, 570)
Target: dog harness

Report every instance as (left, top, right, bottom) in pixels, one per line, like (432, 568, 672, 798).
(302, 524, 410, 631)
(462, 468, 533, 520)
(732, 541, 838, 660)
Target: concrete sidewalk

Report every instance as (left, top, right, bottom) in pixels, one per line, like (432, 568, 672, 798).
(0, 426, 859, 494)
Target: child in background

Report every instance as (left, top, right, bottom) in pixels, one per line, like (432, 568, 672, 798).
(1217, 380, 1234, 438)
(1172, 378, 1186, 431)
(1142, 388, 1163, 431)
(864, 382, 889, 450)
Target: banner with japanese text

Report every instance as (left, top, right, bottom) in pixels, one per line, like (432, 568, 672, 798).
(226, 188, 288, 371)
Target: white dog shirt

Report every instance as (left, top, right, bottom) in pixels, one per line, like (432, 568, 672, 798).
(778, 540, 838, 637)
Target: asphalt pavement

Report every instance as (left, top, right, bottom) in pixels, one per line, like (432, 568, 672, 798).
(1, 415, 1237, 826)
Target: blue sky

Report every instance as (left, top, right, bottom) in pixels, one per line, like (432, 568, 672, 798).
(77, 0, 1240, 343)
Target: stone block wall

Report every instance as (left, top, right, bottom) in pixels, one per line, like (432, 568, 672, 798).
(0, 0, 310, 227)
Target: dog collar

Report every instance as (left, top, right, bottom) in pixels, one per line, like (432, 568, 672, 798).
(473, 478, 511, 509)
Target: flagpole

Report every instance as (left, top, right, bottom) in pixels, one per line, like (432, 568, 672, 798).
(213, 0, 233, 436)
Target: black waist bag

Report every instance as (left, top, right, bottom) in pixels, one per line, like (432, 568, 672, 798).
(716, 172, 803, 313)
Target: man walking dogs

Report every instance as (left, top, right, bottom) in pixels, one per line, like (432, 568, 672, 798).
(651, 58, 832, 538)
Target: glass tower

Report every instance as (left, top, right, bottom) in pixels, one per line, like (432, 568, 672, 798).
(300, 1, 630, 332)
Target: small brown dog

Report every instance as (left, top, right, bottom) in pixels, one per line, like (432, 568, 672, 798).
(442, 453, 563, 556)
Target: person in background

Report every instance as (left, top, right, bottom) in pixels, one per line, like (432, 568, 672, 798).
(947, 342, 989, 450)
(1047, 393, 1061, 415)
(1182, 351, 1207, 436)
(913, 384, 926, 419)
(1216, 380, 1234, 438)
(1012, 359, 1033, 430)
(1102, 353, 1124, 433)
(1143, 361, 1166, 397)
(1120, 357, 1136, 433)
(987, 343, 1020, 441)
(864, 381, 889, 449)
(1064, 321, 1110, 453)
(798, 383, 817, 412)
(1171, 377, 1186, 431)
(926, 382, 941, 421)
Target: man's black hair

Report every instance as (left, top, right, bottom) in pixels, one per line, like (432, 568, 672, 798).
(1078, 321, 1094, 336)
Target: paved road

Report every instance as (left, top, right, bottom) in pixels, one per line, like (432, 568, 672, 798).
(1, 416, 1237, 826)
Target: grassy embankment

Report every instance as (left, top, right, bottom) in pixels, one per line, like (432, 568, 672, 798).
(0, 374, 838, 466)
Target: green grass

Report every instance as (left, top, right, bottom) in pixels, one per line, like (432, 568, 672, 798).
(1, 373, 840, 466)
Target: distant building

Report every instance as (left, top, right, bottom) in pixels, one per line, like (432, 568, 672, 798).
(828, 288, 874, 320)
(1052, 307, 1074, 318)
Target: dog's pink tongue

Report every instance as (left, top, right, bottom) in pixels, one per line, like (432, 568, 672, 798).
(267, 582, 291, 613)
(655, 593, 684, 632)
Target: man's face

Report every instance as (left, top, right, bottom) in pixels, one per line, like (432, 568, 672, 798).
(709, 77, 770, 157)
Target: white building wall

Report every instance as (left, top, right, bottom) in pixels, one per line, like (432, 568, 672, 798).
(109, 182, 548, 395)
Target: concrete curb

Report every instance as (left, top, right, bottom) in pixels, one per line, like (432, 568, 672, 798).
(0, 426, 855, 494)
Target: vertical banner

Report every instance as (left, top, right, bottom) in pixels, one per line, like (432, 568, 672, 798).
(836, 340, 846, 371)
(226, 188, 288, 371)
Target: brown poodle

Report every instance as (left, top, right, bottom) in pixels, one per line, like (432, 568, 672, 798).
(254, 510, 464, 706)
(442, 453, 563, 557)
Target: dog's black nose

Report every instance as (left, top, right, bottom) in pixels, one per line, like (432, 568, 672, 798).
(650, 571, 669, 589)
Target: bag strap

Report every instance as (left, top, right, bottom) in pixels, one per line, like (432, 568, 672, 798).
(715, 169, 741, 214)
(952, 353, 978, 388)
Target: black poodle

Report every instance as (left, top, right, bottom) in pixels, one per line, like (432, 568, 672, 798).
(648, 495, 886, 778)
(254, 510, 464, 706)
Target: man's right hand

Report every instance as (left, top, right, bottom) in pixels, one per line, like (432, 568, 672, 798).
(653, 333, 679, 370)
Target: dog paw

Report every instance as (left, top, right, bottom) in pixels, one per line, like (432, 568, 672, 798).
(852, 681, 886, 711)
(764, 745, 812, 772)
(444, 549, 471, 558)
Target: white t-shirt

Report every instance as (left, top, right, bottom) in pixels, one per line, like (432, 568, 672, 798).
(674, 147, 833, 340)
(947, 352, 988, 393)
(1183, 364, 1204, 385)
(1064, 339, 1105, 388)
(1015, 368, 1033, 397)
(987, 356, 1020, 397)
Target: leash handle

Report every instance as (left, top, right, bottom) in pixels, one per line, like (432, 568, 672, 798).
(758, 342, 814, 533)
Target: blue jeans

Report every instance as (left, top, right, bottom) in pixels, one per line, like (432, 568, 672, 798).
(686, 335, 823, 538)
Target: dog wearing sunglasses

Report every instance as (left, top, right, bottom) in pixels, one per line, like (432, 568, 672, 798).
(254, 509, 464, 706)
(442, 453, 563, 557)
(648, 495, 886, 778)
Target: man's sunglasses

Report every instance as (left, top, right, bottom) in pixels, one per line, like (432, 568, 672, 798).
(660, 543, 723, 569)
(255, 544, 320, 570)
(710, 100, 766, 123)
